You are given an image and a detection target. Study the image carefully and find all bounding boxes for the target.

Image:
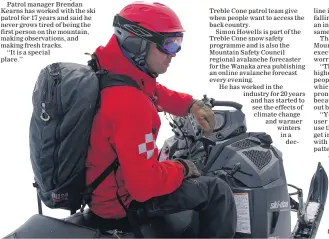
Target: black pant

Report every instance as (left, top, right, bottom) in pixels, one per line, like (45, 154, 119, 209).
(129, 176, 237, 238)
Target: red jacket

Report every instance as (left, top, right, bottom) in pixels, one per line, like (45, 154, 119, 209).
(86, 34, 194, 219)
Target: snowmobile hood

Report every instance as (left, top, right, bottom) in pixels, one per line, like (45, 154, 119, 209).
(93, 34, 157, 97)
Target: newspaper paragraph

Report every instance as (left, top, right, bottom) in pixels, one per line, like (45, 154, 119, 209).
(0, 1, 95, 62)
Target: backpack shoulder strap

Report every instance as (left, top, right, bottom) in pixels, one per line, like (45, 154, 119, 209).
(81, 73, 141, 213)
(99, 73, 141, 91)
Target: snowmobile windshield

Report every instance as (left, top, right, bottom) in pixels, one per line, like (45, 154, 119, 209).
(113, 14, 183, 55)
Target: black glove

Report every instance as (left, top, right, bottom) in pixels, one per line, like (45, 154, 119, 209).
(173, 159, 201, 178)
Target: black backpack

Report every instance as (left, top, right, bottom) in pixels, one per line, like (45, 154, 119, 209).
(29, 57, 141, 214)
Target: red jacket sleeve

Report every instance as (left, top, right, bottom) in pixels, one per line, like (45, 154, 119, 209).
(155, 83, 194, 116)
(102, 86, 185, 202)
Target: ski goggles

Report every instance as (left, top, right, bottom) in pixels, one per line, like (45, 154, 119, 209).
(113, 14, 183, 55)
(156, 33, 183, 54)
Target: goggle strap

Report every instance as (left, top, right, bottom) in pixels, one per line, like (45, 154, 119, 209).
(113, 14, 166, 45)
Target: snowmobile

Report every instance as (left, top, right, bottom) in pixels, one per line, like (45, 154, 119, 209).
(3, 95, 328, 238)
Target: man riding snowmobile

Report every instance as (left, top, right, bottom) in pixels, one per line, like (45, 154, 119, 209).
(86, 1, 237, 237)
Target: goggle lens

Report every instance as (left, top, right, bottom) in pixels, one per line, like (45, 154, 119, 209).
(158, 36, 183, 54)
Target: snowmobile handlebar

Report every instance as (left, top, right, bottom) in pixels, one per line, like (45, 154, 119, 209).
(202, 95, 243, 110)
(210, 100, 243, 110)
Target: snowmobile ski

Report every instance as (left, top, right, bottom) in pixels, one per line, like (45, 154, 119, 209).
(290, 162, 328, 238)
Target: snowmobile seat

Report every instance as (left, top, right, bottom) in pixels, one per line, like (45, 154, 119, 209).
(64, 208, 199, 238)
(3, 213, 107, 238)
(4, 209, 198, 238)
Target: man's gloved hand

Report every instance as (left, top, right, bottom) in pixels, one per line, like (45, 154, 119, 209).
(173, 159, 201, 178)
(188, 99, 215, 136)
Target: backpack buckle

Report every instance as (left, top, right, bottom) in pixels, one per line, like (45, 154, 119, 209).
(80, 187, 93, 213)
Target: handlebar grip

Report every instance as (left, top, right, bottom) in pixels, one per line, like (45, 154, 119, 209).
(211, 100, 243, 110)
